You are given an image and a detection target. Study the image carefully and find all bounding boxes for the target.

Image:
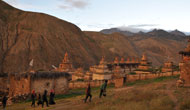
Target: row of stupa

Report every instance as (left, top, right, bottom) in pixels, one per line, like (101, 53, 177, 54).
(54, 52, 154, 81)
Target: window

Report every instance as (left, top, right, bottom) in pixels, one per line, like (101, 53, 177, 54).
(46, 82, 50, 87)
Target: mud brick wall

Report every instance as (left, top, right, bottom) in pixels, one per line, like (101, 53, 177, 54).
(0, 76, 8, 95)
(9, 75, 31, 97)
(31, 77, 68, 94)
(114, 78, 124, 88)
(69, 80, 114, 89)
(9, 72, 70, 97)
(69, 71, 180, 89)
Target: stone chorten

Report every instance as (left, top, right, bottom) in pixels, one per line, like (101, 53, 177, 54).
(57, 52, 73, 72)
(92, 56, 113, 80)
(178, 39, 190, 86)
(72, 67, 85, 81)
(135, 53, 152, 74)
(138, 54, 151, 71)
(162, 61, 174, 73)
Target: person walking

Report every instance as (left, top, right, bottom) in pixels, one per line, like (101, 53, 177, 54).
(49, 89, 55, 105)
(42, 90, 49, 108)
(31, 90, 36, 107)
(2, 95, 8, 110)
(84, 83, 92, 103)
(99, 80, 108, 98)
(37, 94, 43, 106)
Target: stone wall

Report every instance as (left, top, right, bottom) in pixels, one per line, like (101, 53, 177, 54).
(69, 80, 114, 89)
(0, 76, 9, 95)
(114, 78, 124, 88)
(69, 71, 179, 89)
(31, 77, 68, 94)
(180, 62, 190, 86)
(9, 72, 70, 97)
(92, 73, 112, 80)
(9, 75, 31, 97)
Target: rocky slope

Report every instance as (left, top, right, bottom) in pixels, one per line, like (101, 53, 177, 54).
(100, 28, 134, 36)
(85, 30, 187, 66)
(0, 1, 188, 73)
(0, 1, 113, 73)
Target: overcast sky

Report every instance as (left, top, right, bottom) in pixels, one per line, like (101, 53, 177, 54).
(3, 0, 190, 32)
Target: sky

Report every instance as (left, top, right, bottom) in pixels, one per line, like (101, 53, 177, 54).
(3, 0, 190, 33)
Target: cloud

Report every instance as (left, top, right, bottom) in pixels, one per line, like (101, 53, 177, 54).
(4, 0, 18, 5)
(117, 24, 159, 33)
(128, 24, 159, 28)
(3, 0, 42, 10)
(58, 0, 90, 10)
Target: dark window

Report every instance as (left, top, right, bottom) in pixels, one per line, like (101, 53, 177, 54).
(46, 82, 50, 87)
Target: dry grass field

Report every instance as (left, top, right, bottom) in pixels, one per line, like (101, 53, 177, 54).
(5, 75, 190, 110)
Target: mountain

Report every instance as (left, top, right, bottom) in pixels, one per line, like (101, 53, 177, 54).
(0, 1, 188, 73)
(84, 31, 139, 57)
(101, 27, 187, 38)
(0, 1, 113, 73)
(85, 29, 187, 66)
(100, 28, 134, 36)
(170, 29, 186, 36)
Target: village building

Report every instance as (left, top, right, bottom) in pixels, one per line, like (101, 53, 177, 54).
(9, 71, 70, 98)
(84, 71, 93, 81)
(0, 73, 9, 96)
(107, 57, 139, 74)
(135, 54, 152, 74)
(113, 65, 125, 78)
(71, 67, 85, 81)
(120, 57, 125, 64)
(56, 52, 74, 73)
(177, 39, 190, 87)
(92, 57, 113, 80)
(162, 61, 174, 73)
(114, 57, 119, 64)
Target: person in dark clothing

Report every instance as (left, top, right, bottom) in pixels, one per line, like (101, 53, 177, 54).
(2, 95, 8, 110)
(84, 83, 92, 103)
(99, 80, 108, 98)
(37, 94, 43, 106)
(49, 89, 55, 105)
(31, 90, 36, 107)
(42, 90, 49, 108)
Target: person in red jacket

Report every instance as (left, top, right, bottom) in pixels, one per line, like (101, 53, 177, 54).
(31, 90, 36, 107)
(84, 83, 92, 103)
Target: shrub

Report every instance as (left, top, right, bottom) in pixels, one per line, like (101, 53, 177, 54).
(128, 72, 136, 75)
(180, 99, 190, 110)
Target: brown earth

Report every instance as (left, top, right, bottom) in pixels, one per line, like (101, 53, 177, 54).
(0, 1, 113, 73)
(85, 31, 186, 66)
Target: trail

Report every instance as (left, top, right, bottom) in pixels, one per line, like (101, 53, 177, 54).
(166, 82, 179, 110)
(7, 79, 182, 110)
(157, 82, 179, 110)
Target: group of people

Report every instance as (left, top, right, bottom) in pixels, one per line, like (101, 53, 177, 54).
(1, 81, 107, 109)
(84, 80, 108, 103)
(31, 89, 55, 108)
(1, 95, 8, 110)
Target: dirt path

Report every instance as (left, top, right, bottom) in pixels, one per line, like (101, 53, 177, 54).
(156, 82, 179, 110)
(50, 81, 179, 110)
(8, 79, 181, 110)
(114, 86, 134, 92)
(166, 82, 179, 110)
(49, 86, 135, 110)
